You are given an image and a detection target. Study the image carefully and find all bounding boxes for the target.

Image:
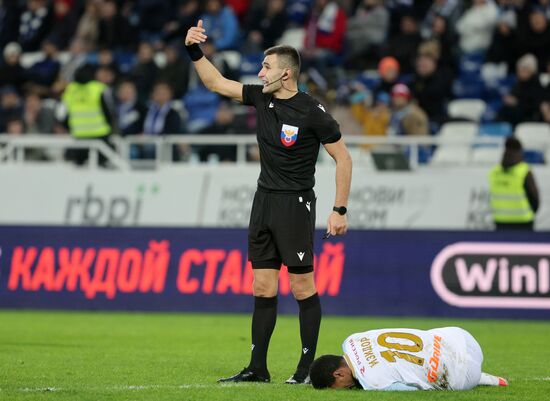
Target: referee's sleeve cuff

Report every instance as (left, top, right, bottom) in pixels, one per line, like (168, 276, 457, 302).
(321, 133, 342, 145)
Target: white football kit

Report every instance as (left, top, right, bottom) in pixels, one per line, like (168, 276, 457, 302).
(342, 327, 484, 391)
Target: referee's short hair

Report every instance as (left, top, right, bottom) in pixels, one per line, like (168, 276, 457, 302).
(264, 45, 301, 80)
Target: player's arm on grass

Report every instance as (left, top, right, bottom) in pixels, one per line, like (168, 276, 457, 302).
(185, 20, 243, 103)
(324, 138, 352, 236)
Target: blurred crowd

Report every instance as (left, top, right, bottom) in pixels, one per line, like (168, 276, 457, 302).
(0, 0, 549, 163)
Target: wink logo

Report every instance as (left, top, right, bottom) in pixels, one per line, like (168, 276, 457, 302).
(297, 252, 305, 261)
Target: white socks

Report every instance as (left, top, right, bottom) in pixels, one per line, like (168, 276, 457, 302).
(479, 372, 508, 386)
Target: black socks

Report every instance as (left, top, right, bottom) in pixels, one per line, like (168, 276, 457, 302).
(248, 295, 277, 376)
(296, 293, 322, 374)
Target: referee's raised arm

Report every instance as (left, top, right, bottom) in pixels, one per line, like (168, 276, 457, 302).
(184, 20, 244, 103)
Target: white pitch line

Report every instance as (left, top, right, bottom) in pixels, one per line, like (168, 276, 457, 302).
(15, 383, 258, 393)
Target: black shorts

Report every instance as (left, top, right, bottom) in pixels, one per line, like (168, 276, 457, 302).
(248, 189, 316, 273)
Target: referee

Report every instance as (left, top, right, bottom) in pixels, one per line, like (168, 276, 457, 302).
(185, 20, 352, 384)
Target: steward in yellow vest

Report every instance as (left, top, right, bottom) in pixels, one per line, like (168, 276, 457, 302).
(488, 137, 539, 230)
(61, 65, 114, 165)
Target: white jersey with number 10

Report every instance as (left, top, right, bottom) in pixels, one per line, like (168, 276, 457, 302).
(342, 327, 482, 391)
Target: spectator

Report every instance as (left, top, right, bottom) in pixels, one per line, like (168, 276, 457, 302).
(244, 0, 287, 52)
(95, 65, 117, 88)
(455, 0, 499, 54)
(302, 0, 347, 77)
(49, 0, 79, 49)
(388, 83, 429, 137)
(421, 0, 462, 39)
(426, 14, 457, 72)
(157, 44, 189, 98)
(18, 0, 52, 51)
(200, 0, 240, 51)
(96, 48, 120, 76)
(515, 6, 550, 72)
(0, 0, 20, 49)
(97, 0, 138, 51)
(383, 12, 422, 74)
(196, 102, 245, 162)
(0, 42, 26, 92)
(138, 81, 182, 160)
(5, 116, 25, 135)
(486, 0, 519, 71)
(136, 0, 172, 42)
(346, 0, 389, 66)
(25, 39, 61, 95)
(350, 90, 391, 141)
(55, 38, 89, 94)
(410, 52, 452, 123)
(23, 92, 56, 134)
(162, 0, 201, 44)
(75, 0, 101, 49)
(129, 41, 159, 102)
(224, 0, 253, 23)
(373, 56, 400, 99)
(499, 53, 545, 125)
(287, 0, 314, 26)
(0, 86, 23, 132)
(116, 79, 147, 136)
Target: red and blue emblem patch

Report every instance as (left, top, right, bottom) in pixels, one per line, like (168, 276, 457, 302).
(280, 124, 299, 147)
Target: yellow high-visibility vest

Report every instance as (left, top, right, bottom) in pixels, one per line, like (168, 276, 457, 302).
(62, 81, 110, 138)
(488, 161, 534, 223)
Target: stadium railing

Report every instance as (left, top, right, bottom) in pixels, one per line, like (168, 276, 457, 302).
(0, 133, 526, 170)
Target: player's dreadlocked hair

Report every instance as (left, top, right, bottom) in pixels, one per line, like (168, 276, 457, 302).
(264, 45, 301, 80)
(309, 355, 345, 389)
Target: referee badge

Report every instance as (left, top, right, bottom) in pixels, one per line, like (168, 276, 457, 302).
(280, 124, 299, 147)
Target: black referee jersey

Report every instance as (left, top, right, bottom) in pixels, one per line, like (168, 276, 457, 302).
(242, 85, 342, 192)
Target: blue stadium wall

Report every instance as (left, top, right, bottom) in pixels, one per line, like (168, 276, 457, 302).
(0, 226, 549, 319)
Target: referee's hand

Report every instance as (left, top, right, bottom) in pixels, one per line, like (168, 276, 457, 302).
(326, 212, 348, 237)
(185, 19, 208, 46)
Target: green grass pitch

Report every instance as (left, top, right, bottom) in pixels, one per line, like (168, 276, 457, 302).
(1, 310, 549, 401)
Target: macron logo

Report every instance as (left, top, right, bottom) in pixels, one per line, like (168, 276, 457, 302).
(303, 348, 309, 354)
(269, 102, 274, 108)
(317, 104, 325, 112)
(306, 201, 311, 212)
(297, 252, 305, 261)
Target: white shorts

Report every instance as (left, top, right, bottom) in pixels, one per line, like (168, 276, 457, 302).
(432, 327, 483, 390)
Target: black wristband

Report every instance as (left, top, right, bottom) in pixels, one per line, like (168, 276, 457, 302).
(185, 43, 204, 62)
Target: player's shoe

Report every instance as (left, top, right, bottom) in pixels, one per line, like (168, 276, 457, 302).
(285, 371, 311, 385)
(218, 368, 270, 383)
(498, 377, 509, 387)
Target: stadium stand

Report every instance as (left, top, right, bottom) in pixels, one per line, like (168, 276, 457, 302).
(0, 0, 549, 168)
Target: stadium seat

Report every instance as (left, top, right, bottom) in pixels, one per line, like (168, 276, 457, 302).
(276, 28, 306, 51)
(239, 75, 261, 85)
(217, 51, 242, 71)
(478, 123, 512, 138)
(540, 73, 550, 88)
(240, 53, 264, 76)
(447, 99, 487, 122)
(481, 62, 508, 87)
(514, 123, 550, 165)
(470, 147, 502, 165)
(514, 123, 550, 147)
(430, 146, 471, 166)
(437, 122, 479, 141)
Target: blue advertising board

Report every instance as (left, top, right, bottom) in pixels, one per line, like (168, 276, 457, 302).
(0, 226, 549, 318)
